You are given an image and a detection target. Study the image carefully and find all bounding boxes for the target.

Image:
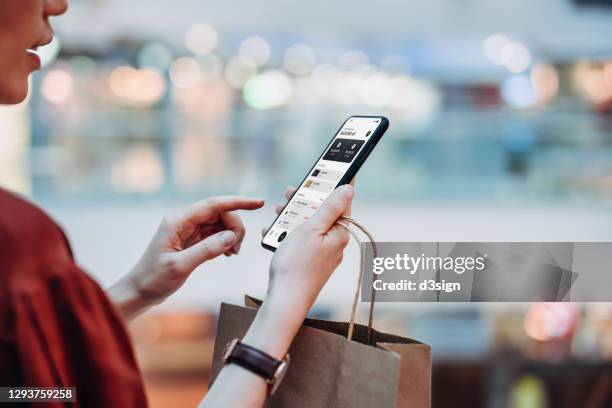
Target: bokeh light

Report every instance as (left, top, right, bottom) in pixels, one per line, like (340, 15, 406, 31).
(170, 57, 201, 89)
(238, 36, 271, 66)
(41, 69, 74, 105)
(310, 63, 341, 102)
(197, 54, 223, 83)
(138, 43, 173, 72)
(283, 44, 316, 76)
(574, 61, 612, 104)
(243, 70, 293, 109)
(360, 72, 393, 107)
(224, 57, 257, 89)
(338, 49, 369, 70)
(482, 33, 511, 65)
(109, 66, 166, 106)
(502, 75, 538, 108)
(185, 24, 218, 56)
(501, 42, 532, 74)
(524, 303, 579, 342)
(531, 62, 559, 104)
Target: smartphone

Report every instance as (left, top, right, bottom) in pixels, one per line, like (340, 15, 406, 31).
(262, 115, 389, 251)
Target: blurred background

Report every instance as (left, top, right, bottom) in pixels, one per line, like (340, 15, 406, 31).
(1, 0, 612, 406)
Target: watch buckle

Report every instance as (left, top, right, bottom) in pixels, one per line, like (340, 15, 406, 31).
(268, 354, 291, 395)
(222, 338, 239, 363)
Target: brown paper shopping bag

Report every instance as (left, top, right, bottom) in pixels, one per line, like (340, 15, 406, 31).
(209, 218, 431, 407)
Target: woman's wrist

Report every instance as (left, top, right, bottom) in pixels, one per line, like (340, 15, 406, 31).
(241, 292, 308, 360)
(107, 272, 154, 321)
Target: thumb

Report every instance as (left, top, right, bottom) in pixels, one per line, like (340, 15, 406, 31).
(178, 230, 237, 271)
(307, 184, 354, 233)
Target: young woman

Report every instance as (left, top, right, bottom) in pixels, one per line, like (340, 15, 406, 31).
(0, 1, 354, 406)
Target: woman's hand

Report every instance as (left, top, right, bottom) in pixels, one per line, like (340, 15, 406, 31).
(268, 184, 354, 314)
(203, 185, 354, 408)
(109, 196, 264, 321)
(243, 184, 354, 359)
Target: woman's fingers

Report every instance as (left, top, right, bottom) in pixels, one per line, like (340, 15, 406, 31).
(325, 222, 351, 249)
(219, 211, 246, 254)
(178, 196, 265, 226)
(177, 230, 237, 271)
(260, 186, 297, 237)
(274, 186, 296, 215)
(307, 185, 354, 233)
(267, 182, 355, 236)
(284, 186, 296, 200)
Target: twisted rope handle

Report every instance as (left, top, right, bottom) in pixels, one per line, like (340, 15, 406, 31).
(336, 216, 378, 343)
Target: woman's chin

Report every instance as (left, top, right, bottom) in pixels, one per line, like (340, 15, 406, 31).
(0, 79, 29, 105)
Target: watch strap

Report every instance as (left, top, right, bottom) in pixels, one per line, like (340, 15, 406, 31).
(226, 340, 281, 380)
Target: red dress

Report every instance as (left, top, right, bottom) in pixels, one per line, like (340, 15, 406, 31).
(0, 189, 148, 407)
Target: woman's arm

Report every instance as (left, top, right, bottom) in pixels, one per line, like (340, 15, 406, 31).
(107, 196, 265, 321)
(201, 184, 354, 408)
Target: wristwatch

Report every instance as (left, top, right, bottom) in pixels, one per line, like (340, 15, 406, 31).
(222, 338, 290, 395)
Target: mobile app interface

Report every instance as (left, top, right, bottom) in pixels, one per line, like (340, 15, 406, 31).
(263, 117, 382, 248)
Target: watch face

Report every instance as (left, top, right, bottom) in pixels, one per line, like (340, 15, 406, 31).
(270, 355, 291, 395)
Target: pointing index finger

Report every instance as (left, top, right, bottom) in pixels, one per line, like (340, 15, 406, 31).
(180, 196, 265, 224)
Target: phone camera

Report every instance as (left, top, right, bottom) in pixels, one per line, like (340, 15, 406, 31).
(366, 131, 371, 137)
(277, 231, 287, 242)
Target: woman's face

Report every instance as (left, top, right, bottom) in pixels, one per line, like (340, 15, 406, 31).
(0, 0, 68, 104)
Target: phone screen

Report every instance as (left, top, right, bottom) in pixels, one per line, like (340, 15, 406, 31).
(262, 116, 386, 250)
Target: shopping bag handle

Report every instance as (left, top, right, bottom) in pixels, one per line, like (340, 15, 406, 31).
(336, 217, 378, 343)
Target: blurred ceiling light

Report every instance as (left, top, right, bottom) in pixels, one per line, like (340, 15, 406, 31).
(41, 69, 74, 105)
(110, 146, 164, 193)
(138, 42, 173, 72)
(109, 66, 166, 106)
(338, 49, 369, 70)
(36, 35, 61, 68)
(283, 43, 316, 76)
(239, 36, 271, 67)
(185, 24, 218, 56)
(243, 70, 293, 109)
(224, 56, 256, 89)
(501, 75, 537, 108)
(360, 73, 393, 107)
(501, 41, 532, 74)
(482, 33, 511, 65)
(530, 62, 559, 104)
(170, 57, 201, 88)
(380, 54, 410, 74)
(198, 54, 223, 83)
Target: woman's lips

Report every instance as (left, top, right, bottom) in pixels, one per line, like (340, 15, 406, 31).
(26, 49, 41, 70)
